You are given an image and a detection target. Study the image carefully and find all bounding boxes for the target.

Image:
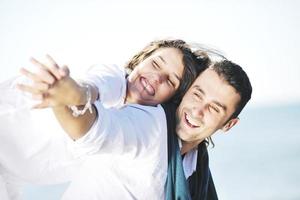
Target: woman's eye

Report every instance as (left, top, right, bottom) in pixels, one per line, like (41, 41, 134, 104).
(152, 61, 160, 69)
(167, 79, 175, 87)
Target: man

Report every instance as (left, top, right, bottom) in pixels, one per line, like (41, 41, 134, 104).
(165, 60, 252, 199)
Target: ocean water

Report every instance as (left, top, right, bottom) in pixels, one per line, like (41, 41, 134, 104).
(209, 103, 300, 200)
(22, 104, 300, 200)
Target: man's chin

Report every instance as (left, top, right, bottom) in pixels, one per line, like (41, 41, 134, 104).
(176, 131, 190, 142)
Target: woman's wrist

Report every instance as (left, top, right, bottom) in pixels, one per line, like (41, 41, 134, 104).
(68, 83, 93, 117)
(72, 81, 99, 105)
(77, 83, 88, 105)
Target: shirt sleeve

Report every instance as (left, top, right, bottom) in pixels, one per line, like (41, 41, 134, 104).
(83, 64, 126, 108)
(68, 102, 167, 158)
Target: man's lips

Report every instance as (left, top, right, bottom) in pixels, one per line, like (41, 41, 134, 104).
(140, 77, 155, 96)
(184, 113, 200, 128)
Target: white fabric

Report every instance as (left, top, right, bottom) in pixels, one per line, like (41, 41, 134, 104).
(0, 64, 169, 199)
(0, 173, 10, 200)
(63, 103, 168, 200)
(0, 170, 24, 200)
(0, 64, 127, 199)
(178, 139, 198, 179)
(62, 64, 169, 199)
(0, 63, 194, 199)
(182, 149, 198, 179)
(0, 77, 83, 200)
(84, 64, 127, 108)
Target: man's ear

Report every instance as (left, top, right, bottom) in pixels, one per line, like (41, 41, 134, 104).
(221, 118, 239, 132)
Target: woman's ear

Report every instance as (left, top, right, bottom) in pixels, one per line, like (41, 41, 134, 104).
(221, 118, 239, 132)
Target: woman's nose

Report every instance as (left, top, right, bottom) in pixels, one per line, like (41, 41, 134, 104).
(151, 73, 164, 85)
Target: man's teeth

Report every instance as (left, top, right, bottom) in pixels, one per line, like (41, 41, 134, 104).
(186, 114, 200, 127)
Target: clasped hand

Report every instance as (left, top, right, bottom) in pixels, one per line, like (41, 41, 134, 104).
(17, 55, 83, 108)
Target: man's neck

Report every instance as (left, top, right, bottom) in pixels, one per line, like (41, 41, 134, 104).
(180, 140, 203, 155)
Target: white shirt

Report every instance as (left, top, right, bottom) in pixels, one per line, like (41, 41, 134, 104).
(0, 64, 128, 199)
(63, 103, 168, 200)
(84, 64, 127, 108)
(64, 64, 196, 199)
(64, 64, 168, 199)
(0, 173, 10, 200)
(0, 64, 195, 199)
(178, 139, 198, 179)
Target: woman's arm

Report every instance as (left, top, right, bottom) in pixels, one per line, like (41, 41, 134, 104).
(52, 104, 97, 140)
(17, 55, 98, 140)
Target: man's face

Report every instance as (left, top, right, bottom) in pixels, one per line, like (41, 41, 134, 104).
(176, 68, 241, 144)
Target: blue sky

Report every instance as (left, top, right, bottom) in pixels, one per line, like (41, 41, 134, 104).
(0, 0, 299, 107)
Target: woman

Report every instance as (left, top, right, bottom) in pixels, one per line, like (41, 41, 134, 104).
(0, 39, 210, 199)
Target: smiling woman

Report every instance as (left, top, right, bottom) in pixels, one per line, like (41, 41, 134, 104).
(126, 47, 184, 106)
(0, 39, 211, 200)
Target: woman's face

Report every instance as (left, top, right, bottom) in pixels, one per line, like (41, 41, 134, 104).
(126, 47, 184, 106)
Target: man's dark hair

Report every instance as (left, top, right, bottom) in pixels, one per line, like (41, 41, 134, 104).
(212, 60, 252, 119)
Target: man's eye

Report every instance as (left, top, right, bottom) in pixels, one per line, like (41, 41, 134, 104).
(194, 92, 201, 99)
(209, 105, 219, 113)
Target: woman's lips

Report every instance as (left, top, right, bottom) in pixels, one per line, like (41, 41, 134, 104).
(140, 77, 155, 96)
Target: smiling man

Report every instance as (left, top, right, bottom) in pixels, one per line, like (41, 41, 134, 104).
(177, 61, 245, 153)
(165, 60, 252, 200)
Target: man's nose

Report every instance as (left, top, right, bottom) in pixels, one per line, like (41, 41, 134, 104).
(192, 104, 205, 118)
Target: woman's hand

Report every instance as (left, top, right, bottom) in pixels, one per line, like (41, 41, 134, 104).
(17, 55, 85, 108)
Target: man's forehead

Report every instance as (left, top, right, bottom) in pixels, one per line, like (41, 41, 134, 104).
(190, 68, 241, 109)
(192, 68, 216, 85)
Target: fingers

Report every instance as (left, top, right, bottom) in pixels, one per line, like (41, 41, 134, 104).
(59, 65, 70, 77)
(30, 55, 68, 81)
(32, 101, 50, 109)
(17, 83, 51, 109)
(33, 81, 50, 91)
(20, 67, 42, 83)
(16, 83, 43, 95)
(30, 57, 56, 84)
(45, 54, 63, 80)
(20, 67, 54, 89)
(20, 55, 71, 109)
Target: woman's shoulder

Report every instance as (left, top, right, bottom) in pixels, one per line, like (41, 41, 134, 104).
(87, 64, 125, 77)
(122, 104, 166, 125)
(126, 103, 164, 113)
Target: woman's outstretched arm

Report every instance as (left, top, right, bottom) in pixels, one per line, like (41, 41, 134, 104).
(17, 55, 98, 140)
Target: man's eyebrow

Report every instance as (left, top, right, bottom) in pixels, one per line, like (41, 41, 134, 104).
(194, 85, 205, 95)
(213, 101, 227, 111)
(194, 85, 227, 111)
